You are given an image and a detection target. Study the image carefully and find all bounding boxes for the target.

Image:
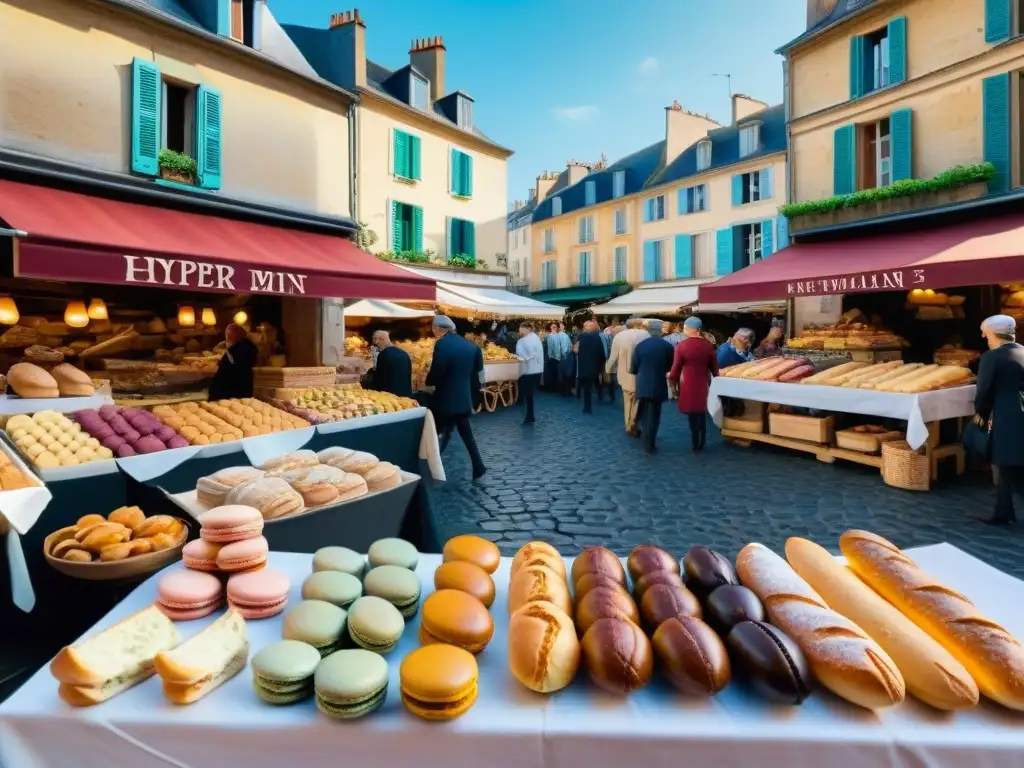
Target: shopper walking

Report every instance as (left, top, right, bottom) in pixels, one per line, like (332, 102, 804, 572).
(601, 325, 616, 404)
(974, 315, 1024, 525)
(515, 321, 544, 425)
(629, 319, 675, 454)
(576, 320, 607, 413)
(545, 321, 570, 394)
(606, 317, 648, 436)
(668, 317, 719, 451)
(426, 315, 487, 479)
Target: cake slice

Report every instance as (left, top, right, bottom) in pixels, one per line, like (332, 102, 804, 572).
(155, 608, 249, 703)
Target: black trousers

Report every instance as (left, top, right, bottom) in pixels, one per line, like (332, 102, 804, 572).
(438, 413, 486, 475)
(580, 377, 597, 412)
(520, 373, 539, 422)
(543, 359, 559, 391)
(994, 465, 1024, 520)
(687, 411, 707, 451)
(637, 399, 663, 450)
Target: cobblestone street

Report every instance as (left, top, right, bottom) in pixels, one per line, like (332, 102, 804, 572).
(431, 391, 1024, 578)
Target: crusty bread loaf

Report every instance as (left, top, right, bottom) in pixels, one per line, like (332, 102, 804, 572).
(841, 361, 904, 388)
(741, 359, 787, 380)
(801, 362, 868, 385)
(875, 364, 938, 392)
(722, 361, 758, 378)
(155, 608, 248, 687)
(892, 365, 971, 394)
(859, 363, 925, 390)
(785, 537, 978, 710)
(7, 362, 59, 398)
(840, 530, 1024, 711)
(736, 543, 905, 709)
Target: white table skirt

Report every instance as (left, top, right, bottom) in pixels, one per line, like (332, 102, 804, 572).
(708, 378, 977, 449)
(3, 545, 1024, 768)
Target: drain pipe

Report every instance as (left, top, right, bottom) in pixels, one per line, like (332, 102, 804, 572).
(348, 101, 358, 224)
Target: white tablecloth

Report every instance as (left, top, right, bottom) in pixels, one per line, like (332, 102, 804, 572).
(708, 378, 977, 449)
(2, 545, 1024, 768)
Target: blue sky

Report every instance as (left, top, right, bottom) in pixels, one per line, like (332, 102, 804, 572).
(268, 0, 807, 205)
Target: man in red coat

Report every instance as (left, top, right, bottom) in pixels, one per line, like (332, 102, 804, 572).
(667, 316, 719, 451)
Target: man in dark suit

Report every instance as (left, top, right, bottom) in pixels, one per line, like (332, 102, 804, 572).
(368, 330, 412, 397)
(629, 319, 675, 454)
(576, 320, 607, 414)
(426, 315, 487, 479)
(974, 315, 1024, 525)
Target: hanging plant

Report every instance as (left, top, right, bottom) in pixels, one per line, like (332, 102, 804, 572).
(158, 149, 198, 184)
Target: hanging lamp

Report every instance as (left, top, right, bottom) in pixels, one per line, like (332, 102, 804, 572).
(177, 305, 196, 327)
(64, 300, 89, 329)
(87, 298, 108, 320)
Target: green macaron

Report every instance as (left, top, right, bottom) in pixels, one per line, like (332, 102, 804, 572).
(282, 600, 348, 657)
(367, 538, 419, 570)
(312, 546, 365, 577)
(362, 565, 422, 618)
(251, 640, 323, 705)
(346, 595, 405, 654)
(314, 648, 389, 720)
(302, 571, 363, 609)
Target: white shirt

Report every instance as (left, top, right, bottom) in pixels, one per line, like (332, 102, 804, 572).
(516, 332, 545, 375)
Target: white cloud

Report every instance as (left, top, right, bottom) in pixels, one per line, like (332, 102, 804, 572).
(637, 56, 660, 76)
(553, 105, 598, 122)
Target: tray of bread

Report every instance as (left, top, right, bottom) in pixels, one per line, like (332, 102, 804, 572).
(835, 425, 905, 453)
(799, 362, 974, 392)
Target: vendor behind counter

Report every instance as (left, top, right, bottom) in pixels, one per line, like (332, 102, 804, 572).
(208, 323, 258, 400)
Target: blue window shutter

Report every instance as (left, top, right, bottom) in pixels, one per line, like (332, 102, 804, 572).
(393, 131, 409, 178)
(643, 241, 656, 282)
(760, 167, 773, 199)
(715, 229, 733, 276)
(849, 36, 865, 99)
(643, 199, 652, 223)
(983, 73, 1011, 193)
(833, 124, 856, 195)
(463, 153, 473, 197)
(409, 135, 421, 180)
(888, 17, 908, 85)
(986, 0, 1011, 43)
(731, 175, 743, 206)
(761, 221, 774, 258)
(674, 235, 693, 279)
(446, 216, 454, 257)
(451, 150, 462, 195)
(890, 108, 913, 181)
(412, 206, 424, 252)
(195, 85, 222, 190)
(463, 221, 475, 257)
(585, 181, 595, 205)
(777, 215, 790, 250)
(131, 58, 161, 176)
(391, 201, 403, 251)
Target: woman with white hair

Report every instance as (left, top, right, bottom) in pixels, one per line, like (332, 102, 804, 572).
(717, 327, 756, 368)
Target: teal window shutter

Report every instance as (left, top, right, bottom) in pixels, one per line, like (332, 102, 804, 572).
(677, 188, 690, 215)
(131, 58, 161, 176)
(731, 175, 743, 206)
(463, 220, 475, 257)
(393, 131, 409, 178)
(890, 108, 913, 181)
(983, 73, 1011, 193)
(986, 0, 1011, 42)
(674, 235, 692, 279)
(409, 135, 421, 180)
(833, 124, 856, 195)
(759, 167, 773, 199)
(643, 241, 656, 281)
(412, 206, 424, 252)
(888, 17, 908, 85)
(195, 85, 222, 190)
(761, 221, 774, 257)
(391, 201, 403, 251)
(849, 36, 865, 99)
(463, 153, 473, 197)
(643, 199, 652, 223)
(585, 181, 596, 206)
(715, 229, 734, 276)
(777, 215, 790, 250)
(451, 150, 463, 195)
(446, 216, 454, 257)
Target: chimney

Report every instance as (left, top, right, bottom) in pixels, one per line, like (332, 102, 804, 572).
(527, 187, 536, 202)
(566, 160, 589, 186)
(329, 9, 366, 88)
(410, 36, 446, 103)
(535, 171, 558, 202)
(513, 200, 523, 211)
(732, 93, 769, 124)
(664, 100, 720, 165)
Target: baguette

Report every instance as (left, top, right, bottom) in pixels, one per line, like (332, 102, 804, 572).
(736, 543, 905, 709)
(840, 530, 1024, 711)
(875, 364, 938, 392)
(778, 364, 815, 383)
(801, 362, 868, 385)
(722, 361, 758, 378)
(894, 365, 971, 394)
(741, 359, 787, 380)
(760, 358, 804, 381)
(785, 537, 978, 710)
(859, 363, 924, 390)
(155, 608, 248, 688)
(841, 361, 904, 388)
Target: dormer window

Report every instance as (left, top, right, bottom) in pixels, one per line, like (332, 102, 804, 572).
(229, 0, 256, 47)
(739, 122, 761, 158)
(551, 197, 562, 216)
(411, 74, 429, 111)
(696, 140, 712, 171)
(457, 96, 473, 131)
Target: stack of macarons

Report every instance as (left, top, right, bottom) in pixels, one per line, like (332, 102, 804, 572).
(155, 570, 224, 620)
(251, 639, 322, 705)
(314, 648, 389, 719)
(433, 535, 499, 610)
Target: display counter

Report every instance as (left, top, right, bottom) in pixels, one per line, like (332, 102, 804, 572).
(1, 544, 1022, 768)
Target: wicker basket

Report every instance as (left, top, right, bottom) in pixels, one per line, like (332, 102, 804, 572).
(768, 413, 834, 444)
(835, 428, 904, 454)
(881, 440, 930, 491)
(723, 415, 764, 434)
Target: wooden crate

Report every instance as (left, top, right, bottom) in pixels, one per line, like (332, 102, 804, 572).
(769, 413, 834, 444)
(723, 415, 764, 434)
(848, 349, 904, 363)
(835, 428, 903, 454)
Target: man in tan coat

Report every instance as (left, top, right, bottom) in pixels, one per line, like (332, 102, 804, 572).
(605, 317, 649, 435)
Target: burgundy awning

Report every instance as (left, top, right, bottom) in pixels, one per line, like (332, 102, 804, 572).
(699, 212, 1024, 303)
(0, 180, 434, 301)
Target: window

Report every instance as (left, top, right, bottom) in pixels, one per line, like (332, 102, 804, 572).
(696, 140, 712, 171)
(512, 228, 518, 249)
(584, 180, 596, 206)
(513, 260, 521, 280)
(739, 123, 760, 158)
(577, 251, 593, 286)
(613, 246, 627, 281)
(411, 74, 430, 111)
(551, 197, 562, 216)
(448, 217, 475, 258)
(541, 260, 557, 290)
(229, 0, 255, 46)
(860, 117, 892, 189)
(578, 215, 594, 244)
(612, 170, 626, 198)
(678, 184, 708, 214)
(230, 0, 244, 42)
(643, 240, 664, 282)
(393, 130, 422, 181)
(162, 80, 195, 156)
(851, 18, 906, 98)
(450, 149, 473, 196)
(734, 169, 772, 205)
(390, 201, 423, 253)
(614, 208, 627, 235)
(643, 195, 665, 222)
(544, 228, 555, 253)
(740, 222, 764, 266)
(457, 96, 473, 131)
(693, 232, 715, 277)
(868, 28, 890, 91)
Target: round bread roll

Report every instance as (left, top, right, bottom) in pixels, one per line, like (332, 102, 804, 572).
(581, 617, 654, 694)
(508, 600, 580, 693)
(570, 547, 627, 588)
(50, 363, 95, 397)
(626, 545, 679, 583)
(633, 568, 684, 600)
(508, 565, 573, 617)
(575, 586, 641, 636)
(7, 363, 59, 398)
(574, 572, 630, 605)
(640, 582, 703, 633)
(510, 542, 567, 581)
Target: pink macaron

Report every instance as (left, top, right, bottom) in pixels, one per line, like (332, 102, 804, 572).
(200, 505, 264, 543)
(216, 535, 269, 572)
(227, 567, 290, 619)
(156, 570, 223, 621)
(181, 539, 223, 572)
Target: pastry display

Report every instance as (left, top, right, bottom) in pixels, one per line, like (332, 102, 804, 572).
(181, 539, 222, 572)
(626, 545, 679, 583)
(199, 505, 265, 543)
(51, 605, 182, 706)
(155, 570, 224, 621)
(224, 476, 305, 521)
(314, 648, 390, 719)
(7, 362, 59, 398)
(639, 582, 702, 633)
(736, 543, 906, 710)
(433, 560, 495, 608)
(346, 595, 406, 654)
(302, 570, 363, 610)
(155, 608, 249, 704)
(570, 546, 627, 588)
(283, 599, 349, 657)
(312, 545, 365, 576)
(226, 567, 291, 619)
(152, 399, 308, 446)
(726, 620, 811, 704)
(46, 508, 185, 564)
(840, 530, 1024, 711)
(362, 565, 422, 618)
(787, 316, 907, 351)
(260, 450, 319, 473)
(581, 617, 654, 694)
(367, 537, 419, 570)
(216, 535, 269, 572)
(0, 445, 36, 491)
(275, 465, 368, 507)
(799, 361, 975, 391)
(703, 584, 765, 637)
(251, 639, 322, 705)
(364, 461, 401, 491)
(196, 466, 266, 507)
(8, 410, 114, 469)
(575, 585, 642, 636)
(400, 643, 479, 721)
(318, 448, 379, 476)
(508, 564, 573, 617)
(652, 615, 731, 696)
(419, 589, 493, 654)
(933, 344, 980, 367)
(681, 545, 739, 601)
(508, 599, 581, 693)
(277, 384, 418, 424)
(74, 406, 188, 457)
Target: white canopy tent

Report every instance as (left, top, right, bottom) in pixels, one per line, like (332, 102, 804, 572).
(343, 299, 435, 319)
(591, 285, 698, 316)
(434, 281, 565, 319)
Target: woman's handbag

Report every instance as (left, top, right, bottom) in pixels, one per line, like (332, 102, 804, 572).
(961, 417, 991, 460)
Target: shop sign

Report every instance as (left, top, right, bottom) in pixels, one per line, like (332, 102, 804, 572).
(786, 269, 926, 296)
(123, 255, 307, 295)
